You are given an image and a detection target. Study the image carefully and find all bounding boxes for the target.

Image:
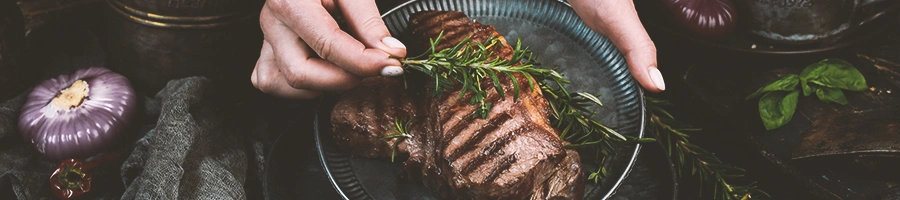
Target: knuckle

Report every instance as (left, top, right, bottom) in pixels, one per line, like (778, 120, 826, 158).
(259, 10, 269, 28)
(359, 16, 386, 34)
(258, 7, 278, 34)
(284, 68, 310, 89)
(254, 78, 277, 94)
(312, 30, 340, 61)
(264, 0, 287, 12)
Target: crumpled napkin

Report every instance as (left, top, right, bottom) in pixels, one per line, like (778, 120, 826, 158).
(0, 77, 264, 200)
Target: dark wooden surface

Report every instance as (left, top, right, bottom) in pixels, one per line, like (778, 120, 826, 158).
(3, 0, 900, 199)
(641, 0, 900, 198)
(0, 0, 25, 101)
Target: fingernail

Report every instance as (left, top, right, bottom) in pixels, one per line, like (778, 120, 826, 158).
(382, 37, 406, 49)
(381, 66, 404, 76)
(649, 66, 666, 91)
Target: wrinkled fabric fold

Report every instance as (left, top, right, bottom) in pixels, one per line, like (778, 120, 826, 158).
(0, 77, 260, 200)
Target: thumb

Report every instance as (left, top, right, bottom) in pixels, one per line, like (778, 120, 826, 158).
(570, 0, 665, 93)
(621, 39, 664, 93)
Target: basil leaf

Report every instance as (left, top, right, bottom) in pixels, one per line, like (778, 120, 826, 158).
(800, 60, 828, 96)
(815, 86, 848, 105)
(759, 90, 800, 130)
(800, 58, 868, 92)
(746, 74, 799, 100)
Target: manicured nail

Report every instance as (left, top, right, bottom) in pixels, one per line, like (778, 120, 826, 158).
(382, 37, 406, 49)
(649, 66, 666, 91)
(381, 66, 404, 76)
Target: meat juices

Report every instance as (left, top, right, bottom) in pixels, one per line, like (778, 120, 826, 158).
(331, 11, 584, 199)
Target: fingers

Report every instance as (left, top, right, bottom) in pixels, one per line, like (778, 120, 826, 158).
(335, 0, 407, 58)
(261, 8, 362, 91)
(624, 44, 665, 93)
(252, 40, 323, 99)
(569, 0, 665, 93)
(267, 0, 402, 77)
(321, 0, 337, 14)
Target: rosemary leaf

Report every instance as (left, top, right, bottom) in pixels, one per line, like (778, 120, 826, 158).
(577, 92, 604, 107)
(486, 70, 505, 98)
(648, 97, 768, 200)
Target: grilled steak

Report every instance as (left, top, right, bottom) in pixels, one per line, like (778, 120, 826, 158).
(534, 148, 585, 200)
(331, 10, 584, 199)
(404, 10, 514, 60)
(331, 76, 422, 158)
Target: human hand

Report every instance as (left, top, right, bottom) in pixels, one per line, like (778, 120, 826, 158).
(251, 0, 408, 99)
(569, 0, 665, 93)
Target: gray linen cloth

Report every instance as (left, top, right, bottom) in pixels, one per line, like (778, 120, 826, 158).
(0, 77, 263, 199)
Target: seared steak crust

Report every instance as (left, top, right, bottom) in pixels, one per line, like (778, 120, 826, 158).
(419, 72, 574, 199)
(331, 77, 421, 158)
(405, 10, 514, 60)
(331, 10, 584, 200)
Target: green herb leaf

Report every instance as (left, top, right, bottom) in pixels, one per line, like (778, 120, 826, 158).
(486, 70, 505, 98)
(650, 99, 767, 200)
(588, 171, 600, 184)
(746, 74, 799, 100)
(800, 59, 867, 95)
(504, 71, 520, 101)
(577, 92, 603, 107)
(381, 117, 415, 162)
(814, 86, 848, 105)
(758, 90, 800, 130)
(800, 61, 827, 96)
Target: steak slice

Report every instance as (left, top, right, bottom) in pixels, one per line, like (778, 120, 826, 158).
(331, 76, 422, 158)
(533, 148, 585, 200)
(418, 72, 578, 199)
(404, 10, 514, 60)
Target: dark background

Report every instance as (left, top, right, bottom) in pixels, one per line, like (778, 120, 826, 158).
(3, 0, 900, 199)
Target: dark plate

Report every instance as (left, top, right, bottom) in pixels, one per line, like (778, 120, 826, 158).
(314, 0, 647, 199)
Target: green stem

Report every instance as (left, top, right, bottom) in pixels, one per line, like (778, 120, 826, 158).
(402, 59, 529, 72)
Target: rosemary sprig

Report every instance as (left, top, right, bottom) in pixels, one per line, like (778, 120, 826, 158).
(380, 117, 415, 162)
(399, 32, 655, 183)
(647, 97, 768, 200)
(401, 31, 558, 118)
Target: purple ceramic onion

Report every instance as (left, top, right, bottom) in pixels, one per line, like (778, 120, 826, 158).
(662, 0, 737, 38)
(19, 67, 137, 161)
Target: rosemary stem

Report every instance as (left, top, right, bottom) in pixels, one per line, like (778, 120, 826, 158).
(402, 59, 525, 71)
(699, 160, 716, 176)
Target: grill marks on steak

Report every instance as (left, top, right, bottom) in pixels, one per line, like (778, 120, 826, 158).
(331, 77, 422, 158)
(330, 10, 584, 199)
(406, 10, 514, 61)
(534, 149, 585, 200)
(423, 72, 570, 199)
